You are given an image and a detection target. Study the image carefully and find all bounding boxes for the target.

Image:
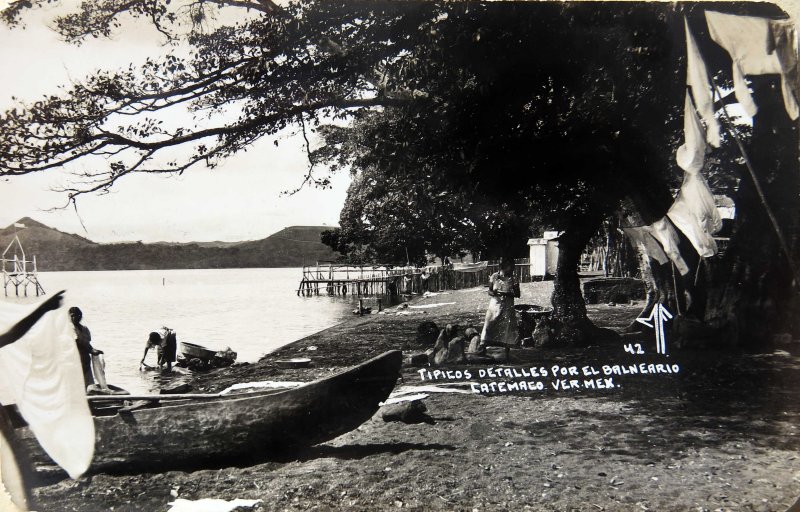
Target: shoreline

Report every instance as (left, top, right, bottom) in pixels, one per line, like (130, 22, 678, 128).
(30, 281, 800, 511)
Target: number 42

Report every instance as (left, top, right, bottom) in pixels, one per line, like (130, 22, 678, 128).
(623, 343, 645, 355)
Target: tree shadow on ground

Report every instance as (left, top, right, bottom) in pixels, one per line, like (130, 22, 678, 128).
(513, 348, 800, 462)
(28, 442, 458, 486)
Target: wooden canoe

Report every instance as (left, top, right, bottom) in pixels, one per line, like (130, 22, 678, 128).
(18, 350, 402, 474)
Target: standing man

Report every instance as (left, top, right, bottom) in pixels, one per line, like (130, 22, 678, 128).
(68, 307, 102, 388)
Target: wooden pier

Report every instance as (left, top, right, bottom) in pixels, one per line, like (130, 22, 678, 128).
(297, 263, 410, 297)
(296, 260, 535, 299)
(2, 233, 46, 297)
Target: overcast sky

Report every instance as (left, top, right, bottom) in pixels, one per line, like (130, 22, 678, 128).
(1, 1, 798, 244)
(0, 3, 350, 243)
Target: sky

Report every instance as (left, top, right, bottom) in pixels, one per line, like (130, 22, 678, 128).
(0, 2, 351, 244)
(1, 1, 798, 244)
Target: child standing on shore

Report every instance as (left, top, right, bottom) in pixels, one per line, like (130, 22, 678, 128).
(479, 258, 521, 352)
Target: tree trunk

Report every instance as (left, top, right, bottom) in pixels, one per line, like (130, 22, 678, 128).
(621, 211, 678, 333)
(700, 76, 800, 349)
(626, 239, 658, 332)
(550, 215, 605, 345)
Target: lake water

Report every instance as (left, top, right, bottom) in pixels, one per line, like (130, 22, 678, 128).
(1, 268, 356, 393)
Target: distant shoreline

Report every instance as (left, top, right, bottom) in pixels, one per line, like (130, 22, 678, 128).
(0, 220, 339, 271)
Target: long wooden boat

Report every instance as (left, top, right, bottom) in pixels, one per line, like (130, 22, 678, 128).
(17, 350, 402, 474)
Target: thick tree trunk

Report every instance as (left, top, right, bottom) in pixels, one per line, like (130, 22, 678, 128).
(622, 219, 680, 333)
(626, 240, 658, 332)
(550, 215, 607, 345)
(700, 76, 800, 349)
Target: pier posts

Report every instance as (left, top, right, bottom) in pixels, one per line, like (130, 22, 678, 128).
(298, 263, 496, 300)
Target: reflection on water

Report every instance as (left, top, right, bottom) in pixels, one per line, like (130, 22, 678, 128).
(2, 268, 355, 393)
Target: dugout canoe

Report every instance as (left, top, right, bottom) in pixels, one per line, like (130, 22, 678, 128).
(17, 350, 402, 474)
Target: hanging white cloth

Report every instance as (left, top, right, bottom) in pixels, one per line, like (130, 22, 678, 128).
(769, 19, 800, 120)
(90, 353, 108, 390)
(705, 11, 799, 121)
(623, 227, 669, 266)
(676, 93, 707, 174)
(0, 299, 94, 479)
(685, 18, 721, 147)
(668, 173, 722, 258)
(671, 88, 722, 259)
(646, 218, 691, 276)
(1, 410, 29, 511)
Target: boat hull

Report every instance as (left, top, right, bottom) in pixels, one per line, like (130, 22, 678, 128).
(180, 342, 217, 360)
(19, 350, 402, 473)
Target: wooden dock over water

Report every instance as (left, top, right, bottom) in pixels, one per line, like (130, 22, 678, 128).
(297, 263, 411, 297)
(296, 260, 534, 299)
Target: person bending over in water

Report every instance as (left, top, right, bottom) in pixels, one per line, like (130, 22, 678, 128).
(140, 331, 164, 370)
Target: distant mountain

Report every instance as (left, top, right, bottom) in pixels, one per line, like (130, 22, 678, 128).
(0, 217, 97, 270)
(0, 219, 339, 271)
(234, 226, 342, 267)
(151, 240, 245, 249)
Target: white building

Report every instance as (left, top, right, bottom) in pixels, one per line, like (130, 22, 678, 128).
(527, 231, 560, 278)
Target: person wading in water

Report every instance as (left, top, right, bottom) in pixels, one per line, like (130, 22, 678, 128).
(68, 306, 103, 388)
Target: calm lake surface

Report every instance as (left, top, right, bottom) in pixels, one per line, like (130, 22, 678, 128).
(2, 268, 355, 393)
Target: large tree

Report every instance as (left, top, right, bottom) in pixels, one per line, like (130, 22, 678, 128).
(0, 0, 692, 343)
(1, 1, 797, 347)
(309, 2, 683, 341)
(315, 111, 539, 265)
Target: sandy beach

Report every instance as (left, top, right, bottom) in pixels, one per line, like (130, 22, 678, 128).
(28, 281, 800, 511)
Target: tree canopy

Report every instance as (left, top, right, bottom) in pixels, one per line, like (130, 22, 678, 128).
(307, 2, 692, 264)
(1, 1, 680, 210)
(2, 0, 797, 346)
(2, 0, 686, 266)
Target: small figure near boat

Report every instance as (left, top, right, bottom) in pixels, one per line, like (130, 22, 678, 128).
(479, 258, 521, 353)
(140, 329, 178, 371)
(140, 331, 161, 371)
(69, 306, 103, 388)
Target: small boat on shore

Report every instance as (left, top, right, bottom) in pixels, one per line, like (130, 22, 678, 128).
(16, 350, 402, 475)
(180, 341, 218, 360)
